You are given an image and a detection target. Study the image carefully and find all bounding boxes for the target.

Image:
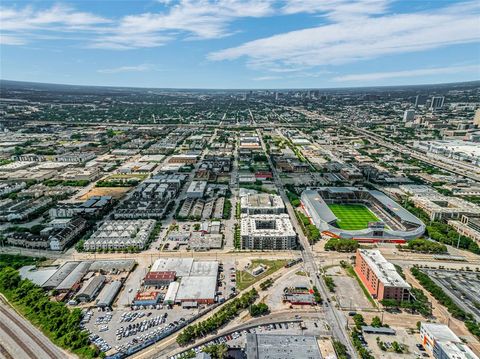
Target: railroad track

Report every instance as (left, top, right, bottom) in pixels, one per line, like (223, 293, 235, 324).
(0, 301, 62, 359)
(0, 318, 40, 359)
(0, 342, 14, 359)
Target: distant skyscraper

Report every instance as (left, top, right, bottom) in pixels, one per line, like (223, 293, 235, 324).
(403, 109, 415, 122)
(415, 94, 428, 107)
(474, 108, 480, 127)
(430, 96, 445, 110)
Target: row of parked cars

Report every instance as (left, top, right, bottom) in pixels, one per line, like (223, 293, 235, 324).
(119, 310, 153, 323)
(116, 314, 167, 340)
(96, 313, 113, 325)
(88, 333, 111, 353)
(115, 318, 188, 354)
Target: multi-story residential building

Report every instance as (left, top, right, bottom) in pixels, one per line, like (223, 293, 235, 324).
(411, 193, 480, 221)
(240, 214, 297, 250)
(83, 219, 155, 251)
(355, 249, 411, 302)
(49, 217, 88, 251)
(240, 192, 285, 215)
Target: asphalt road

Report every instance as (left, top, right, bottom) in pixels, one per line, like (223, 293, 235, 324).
(257, 128, 357, 359)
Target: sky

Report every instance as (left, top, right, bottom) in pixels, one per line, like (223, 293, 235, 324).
(1, 0, 479, 89)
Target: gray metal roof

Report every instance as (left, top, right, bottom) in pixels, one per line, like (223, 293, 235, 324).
(369, 190, 423, 226)
(56, 261, 92, 291)
(42, 261, 80, 288)
(362, 326, 396, 335)
(302, 189, 337, 224)
(96, 280, 122, 307)
(89, 259, 136, 273)
(76, 275, 105, 300)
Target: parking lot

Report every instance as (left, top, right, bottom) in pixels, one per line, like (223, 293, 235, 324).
(363, 327, 428, 359)
(83, 304, 202, 355)
(81, 259, 238, 355)
(423, 269, 480, 322)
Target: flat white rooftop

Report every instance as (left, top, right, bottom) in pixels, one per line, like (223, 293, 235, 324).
(359, 249, 410, 289)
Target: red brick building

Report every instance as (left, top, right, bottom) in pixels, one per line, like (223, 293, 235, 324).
(144, 271, 176, 287)
(355, 249, 410, 302)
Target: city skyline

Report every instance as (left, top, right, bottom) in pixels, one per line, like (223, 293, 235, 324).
(1, 0, 480, 89)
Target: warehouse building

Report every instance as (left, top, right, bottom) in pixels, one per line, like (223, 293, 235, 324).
(96, 280, 122, 308)
(355, 249, 411, 301)
(76, 275, 106, 302)
(240, 214, 297, 250)
(420, 323, 478, 359)
(175, 276, 217, 304)
(246, 334, 322, 359)
(163, 281, 180, 305)
(151, 258, 194, 277)
(56, 261, 92, 292)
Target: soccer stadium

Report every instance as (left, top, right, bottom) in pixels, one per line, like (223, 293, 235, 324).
(301, 187, 425, 242)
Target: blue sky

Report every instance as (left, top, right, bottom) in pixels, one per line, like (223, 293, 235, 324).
(1, 0, 479, 89)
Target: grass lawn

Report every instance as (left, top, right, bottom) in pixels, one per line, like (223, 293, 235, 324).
(236, 259, 287, 291)
(328, 203, 380, 230)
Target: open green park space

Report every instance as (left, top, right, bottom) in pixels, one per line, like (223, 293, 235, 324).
(236, 259, 287, 291)
(328, 203, 380, 230)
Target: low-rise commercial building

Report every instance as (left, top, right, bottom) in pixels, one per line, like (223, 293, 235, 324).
(355, 249, 411, 301)
(246, 334, 322, 359)
(420, 322, 478, 359)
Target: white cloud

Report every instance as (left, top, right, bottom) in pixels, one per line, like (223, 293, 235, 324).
(91, 0, 275, 49)
(0, 4, 111, 45)
(281, 0, 389, 21)
(253, 75, 281, 81)
(0, 4, 110, 31)
(97, 64, 154, 74)
(333, 65, 480, 82)
(209, 1, 480, 71)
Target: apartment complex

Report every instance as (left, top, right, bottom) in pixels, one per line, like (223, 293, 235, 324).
(411, 193, 480, 221)
(240, 192, 285, 215)
(355, 249, 411, 301)
(240, 214, 297, 250)
(83, 220, 155, 251)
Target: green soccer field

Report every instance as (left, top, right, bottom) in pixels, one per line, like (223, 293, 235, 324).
(328, 203, 380, 230)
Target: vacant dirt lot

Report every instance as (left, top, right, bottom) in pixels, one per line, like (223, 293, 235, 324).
(77, 187, 131, 200)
